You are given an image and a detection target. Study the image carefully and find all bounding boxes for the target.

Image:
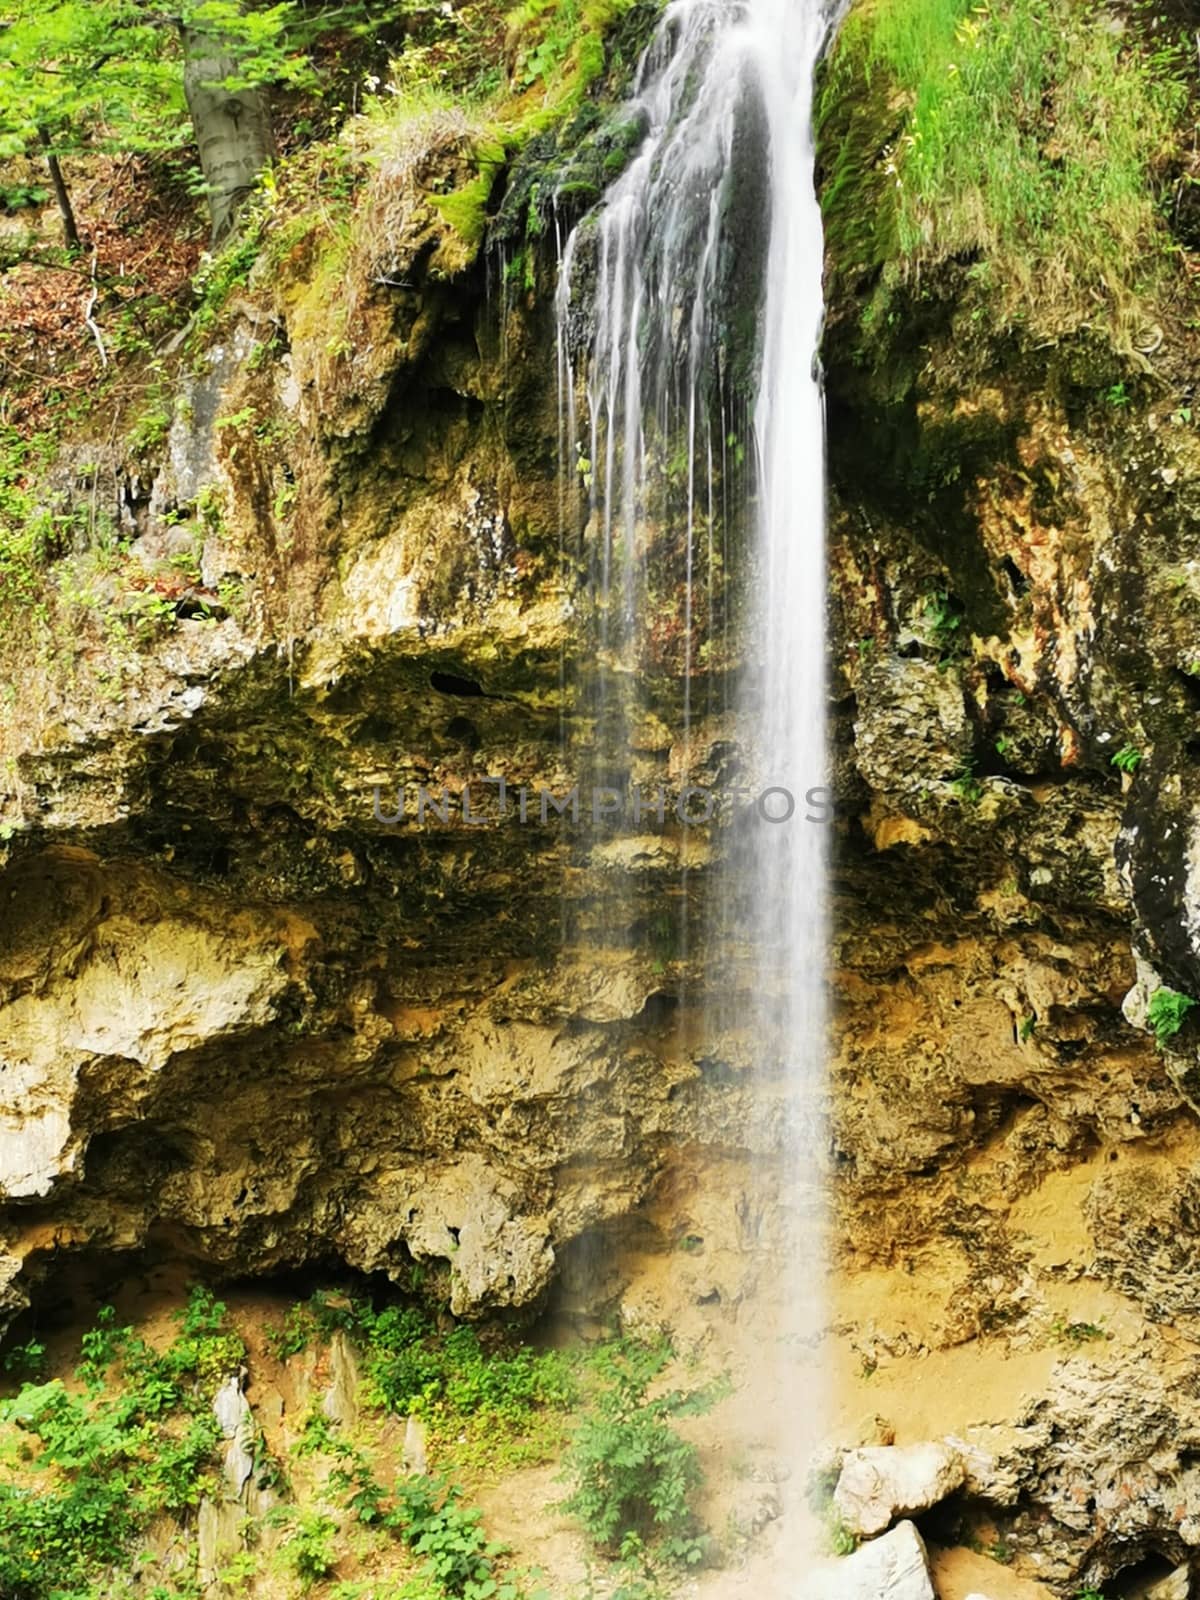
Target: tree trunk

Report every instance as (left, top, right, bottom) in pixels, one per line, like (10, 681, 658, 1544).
(181, 28, 274, 245)
(38, 127, 80, 250)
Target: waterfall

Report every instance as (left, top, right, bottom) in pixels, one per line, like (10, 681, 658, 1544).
(555, 0, 831, 1565)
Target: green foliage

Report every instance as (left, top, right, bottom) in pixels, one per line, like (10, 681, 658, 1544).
(1147, 985, 1197, 1048)
(827, 1515, 858, 1556)
(0, 0, 312, 170)
(1110, 743, 1142, 774)
(923, 586, 965, 663)
(560, 1339, 725, 1556)
(128, 402, 173, 457)
(1050, 1316, 1107, 1346)
(504, 0, 635, 106)
(0, 1288, 241, 1598)
(0, 424, 81, 610)
(3, 1339, 47, 1378)
(948, 757, 983, 804)
(282, 1510, 340, 1585)
(272, 1294, 575, 1469)
(824, 0, 1187, 338)
(375, 0, 640, 257)
(190, 199, 270, 342)
(387, 1475, 509, 1597)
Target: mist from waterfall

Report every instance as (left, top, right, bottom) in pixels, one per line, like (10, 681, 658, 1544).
(554, 0, 831, 1564)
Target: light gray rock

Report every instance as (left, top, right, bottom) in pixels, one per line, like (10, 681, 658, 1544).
(834, 1441, 965, 1538)
(196, 1494, 244, 1587)
(322, 1328, 360, 1430)
(827, 1520, 936, 1600)
(402, 1414, 428, 1476)
(212, 1374, 255, 1498)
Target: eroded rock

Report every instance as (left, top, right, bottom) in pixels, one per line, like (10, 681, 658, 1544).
(834, 1442, 965, 1538)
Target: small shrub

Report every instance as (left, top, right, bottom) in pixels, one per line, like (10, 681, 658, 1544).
(1148, 986, 1196, 1048)
(386, 1474, 507, 1597)
(1050, 1316, 1107, 1347)
(283, 1510, 340, 1584)
(560, 1339, 726, 1555)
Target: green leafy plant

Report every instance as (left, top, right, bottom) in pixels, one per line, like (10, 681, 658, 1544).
(2, 1339, 46, 1377)
(559, 1339, 726, 1556)
(128, 403, 173, 457)
(386, 1474, 510, 1597)
(1050, 1315, 1107, 1346)
(1147, 986, 1197, 1048)
(949, 758, 984, 804)
(0, 1287, 241, 1598)
(923, 586, 966, 663)
(1110, 743, 1142, 774)
(282, 1510, 340, 1584)
(827, 1515, 858, 1556)
(1105, 382, 1131, 408)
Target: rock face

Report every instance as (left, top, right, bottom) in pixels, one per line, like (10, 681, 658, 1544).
(0, 107, 769, 1331)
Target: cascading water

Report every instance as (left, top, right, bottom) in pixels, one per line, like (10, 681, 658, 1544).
(555, 0, 831, 1571)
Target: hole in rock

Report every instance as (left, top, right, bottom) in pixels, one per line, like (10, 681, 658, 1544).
(1111, 1550, 1180, 1597)
(638, 990, 679, 1025)
(430, 670, 487, 697)
(175, 595, 227, 621)
(355, 712, 401, 744)
(445, 715, 481, 749)
(1172, 668, 1200, 714)
(1001, 554, 1030, 598)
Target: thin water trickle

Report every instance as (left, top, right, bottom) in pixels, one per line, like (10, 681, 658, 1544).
(555, 0, 831, 1566)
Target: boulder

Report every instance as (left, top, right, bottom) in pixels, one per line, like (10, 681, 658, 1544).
(827, 1520, 936, 1600)
(834, 1441, 966, 1538)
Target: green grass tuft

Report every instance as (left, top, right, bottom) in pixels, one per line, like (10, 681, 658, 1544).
(821, 0, 1188, 342)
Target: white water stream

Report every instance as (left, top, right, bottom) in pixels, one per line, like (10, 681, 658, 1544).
(555, 0, 831, 1568)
